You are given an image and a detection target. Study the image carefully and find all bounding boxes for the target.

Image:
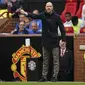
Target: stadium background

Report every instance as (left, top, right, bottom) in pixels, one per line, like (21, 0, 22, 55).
(0, 0, 85, 84)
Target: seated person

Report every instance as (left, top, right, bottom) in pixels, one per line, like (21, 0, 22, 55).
(28, 21, 42, 34)
(15, 14, 27, 29)
(64, 12, 72, 27)
(12, 21, 28, 34)
(19, 14, 27, 22)
(32, 9, 42, 29)
(24, 18, 30, 29)
(72, 16, 84, 34)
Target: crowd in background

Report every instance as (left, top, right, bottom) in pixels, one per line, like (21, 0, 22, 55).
(11, 10, 42, 34)
(0, 0, 76, 81)
(0, 0, 85, 34)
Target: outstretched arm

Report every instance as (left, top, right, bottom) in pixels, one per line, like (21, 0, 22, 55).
(20, 9, 42, 19)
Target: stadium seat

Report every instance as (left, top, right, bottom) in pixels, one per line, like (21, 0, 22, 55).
(80, 0, 84, 3)
(61, 2, 77, 22)
(80, 27, 85, 33)
(66, 0, 77, 3)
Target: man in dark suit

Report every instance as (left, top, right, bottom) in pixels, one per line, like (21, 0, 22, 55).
(58, 41, 73, 81)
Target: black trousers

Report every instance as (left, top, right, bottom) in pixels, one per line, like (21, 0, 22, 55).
(58, 71, 70, 81)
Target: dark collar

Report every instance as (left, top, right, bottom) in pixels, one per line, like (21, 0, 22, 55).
(44, 10, 55, 16)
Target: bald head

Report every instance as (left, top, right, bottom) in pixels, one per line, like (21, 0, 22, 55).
(31, 21, 38, 30)
(46, 2, 53, 6)
(45, 2, 53, 13)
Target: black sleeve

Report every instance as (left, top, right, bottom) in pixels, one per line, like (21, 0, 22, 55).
(12, 12, 19, 18)
(27, 13, 42, 19)
(57, 16, 66, 41)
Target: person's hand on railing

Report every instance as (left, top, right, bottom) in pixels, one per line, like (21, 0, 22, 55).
(11, 29, 17, 34)
(74, 33, 79, 38)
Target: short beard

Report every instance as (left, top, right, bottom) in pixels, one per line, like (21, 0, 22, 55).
(45, 10, 54, 14)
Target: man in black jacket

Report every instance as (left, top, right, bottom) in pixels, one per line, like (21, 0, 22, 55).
(20, 2, 66, 82)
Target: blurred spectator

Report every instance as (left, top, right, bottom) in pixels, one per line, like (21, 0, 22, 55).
(7, 0, 23, 18)
(12, 21, 28, 34)
(58, 41, 73, 81)
(7, 0, 23, 12)
(24, 18, 30, 29)
(82, 1, 85, 21)
(19, 14, 26, 22)
(0, 0, 7, 4)
(15, 14, 27, 29)
(72, 16, 84, 34)
(32, 9, 42, 29)
(4, 0, 8, 3)
(28, 21, 42, 34)
(64, 12, 72, 27)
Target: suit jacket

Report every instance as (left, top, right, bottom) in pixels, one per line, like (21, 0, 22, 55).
(27, 11, 66, 49)
(59, 49, 73, 73)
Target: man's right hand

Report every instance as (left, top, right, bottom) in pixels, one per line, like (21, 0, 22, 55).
(20, 9, 28, 15)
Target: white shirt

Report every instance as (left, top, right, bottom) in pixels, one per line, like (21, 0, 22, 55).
(64, 20, 72, 27)
(60, 48, 66, 57)
(58, 20, 72, 35)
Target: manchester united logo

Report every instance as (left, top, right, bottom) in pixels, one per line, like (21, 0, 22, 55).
(11, 45, 41, 81)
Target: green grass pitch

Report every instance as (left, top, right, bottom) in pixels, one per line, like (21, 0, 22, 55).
(0, 82, 85, 85)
